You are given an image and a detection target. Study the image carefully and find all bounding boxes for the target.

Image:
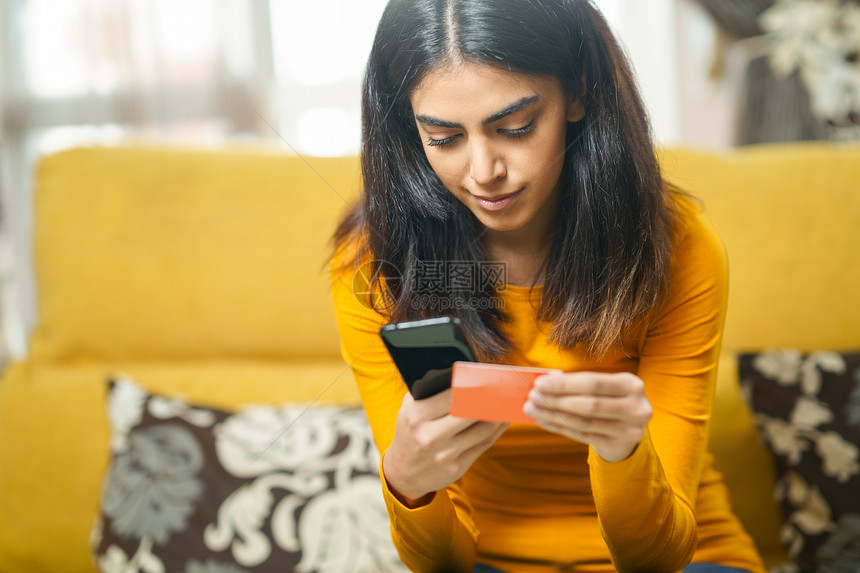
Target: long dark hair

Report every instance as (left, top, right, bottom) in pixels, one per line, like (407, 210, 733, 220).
(329, 0, 677, 360)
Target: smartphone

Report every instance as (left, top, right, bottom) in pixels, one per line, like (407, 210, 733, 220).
(379, 317, 476, 399)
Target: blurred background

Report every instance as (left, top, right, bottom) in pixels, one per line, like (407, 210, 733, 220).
(0, 0, 858, 366)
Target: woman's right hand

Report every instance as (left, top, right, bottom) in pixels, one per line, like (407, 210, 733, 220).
(382, 369, 509, 508)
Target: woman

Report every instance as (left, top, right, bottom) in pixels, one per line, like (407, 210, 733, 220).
(328, 1, 766, 571)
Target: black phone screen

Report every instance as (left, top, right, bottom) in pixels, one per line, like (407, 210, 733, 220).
(379, 317, 475, 399)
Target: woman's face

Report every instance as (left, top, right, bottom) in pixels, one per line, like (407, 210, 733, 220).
(409, 61, 583, 247)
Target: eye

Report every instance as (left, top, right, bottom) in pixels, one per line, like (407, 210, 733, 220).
(500, 121, 536, 139)
(425, 134, 461, 148)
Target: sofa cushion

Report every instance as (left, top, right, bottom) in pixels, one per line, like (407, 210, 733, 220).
(739, 349, 860, 571)
(28, 146, 362, 363)
(0, 359, 361, 573)
(92, 375, 406, 573)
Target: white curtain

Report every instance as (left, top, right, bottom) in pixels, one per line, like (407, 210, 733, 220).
(0, 0, 388, 361)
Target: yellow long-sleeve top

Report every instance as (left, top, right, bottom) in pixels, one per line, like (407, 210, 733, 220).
(329, 195, 766, 573)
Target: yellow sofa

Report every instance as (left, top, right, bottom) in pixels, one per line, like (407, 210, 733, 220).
(0, 142, 858, 572)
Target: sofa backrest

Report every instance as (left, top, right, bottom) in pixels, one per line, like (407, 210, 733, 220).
(23, 141, 859, 568)
(29, 142, 860, 365)
(29, 145, 362, 363)
(660, 142, 860, 355)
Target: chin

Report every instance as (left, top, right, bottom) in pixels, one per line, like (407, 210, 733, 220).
(475, 213, 527, 233)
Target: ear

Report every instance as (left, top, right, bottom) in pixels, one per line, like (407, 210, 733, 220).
(566, 96, 585, 123)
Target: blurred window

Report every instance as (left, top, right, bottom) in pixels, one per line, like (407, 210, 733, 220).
(0, 0, 625, 360)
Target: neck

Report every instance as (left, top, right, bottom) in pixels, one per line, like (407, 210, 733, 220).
(482, 187, 559, 286)
(484, 229, 552, 261)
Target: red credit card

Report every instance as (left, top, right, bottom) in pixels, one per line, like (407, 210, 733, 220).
(450, 361, 562, 424)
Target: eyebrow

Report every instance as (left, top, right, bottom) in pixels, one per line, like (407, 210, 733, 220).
(414, 95, 540, 128)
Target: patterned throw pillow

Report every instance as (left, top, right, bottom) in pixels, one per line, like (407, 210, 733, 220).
(91, 375, 408, 573)
(738, 349, 860, 572)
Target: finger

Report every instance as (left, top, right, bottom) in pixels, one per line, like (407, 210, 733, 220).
(408, 387, 455, 420)
(528, 387, 653, 427)
(526, 411, 589, 444)
(489, 422, 510, 446)
(429, 415, 484, 440)
(528, 406, 625, 439)
(404, 388, 493, 436)
(452, 420, 506, 442)
(527, 390, 638, 420)
(456, 422, 509, 462)
(534, 371, 642, 397)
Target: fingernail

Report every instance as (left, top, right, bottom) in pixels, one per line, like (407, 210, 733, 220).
(523, 402, 537, 415)
(535, 377, 549, 391)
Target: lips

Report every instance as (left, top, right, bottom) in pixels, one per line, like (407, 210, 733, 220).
(473, 190, 521, 202)
(473, 188, 523, 212)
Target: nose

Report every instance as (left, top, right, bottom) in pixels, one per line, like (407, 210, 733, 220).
(468, 139, 506, 185)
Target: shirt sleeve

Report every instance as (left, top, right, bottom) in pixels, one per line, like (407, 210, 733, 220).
(328, 243, 479, 572)
(588, 197, 729, 572)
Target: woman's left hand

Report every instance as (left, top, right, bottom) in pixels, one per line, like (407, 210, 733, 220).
(524, 372, 653, 463)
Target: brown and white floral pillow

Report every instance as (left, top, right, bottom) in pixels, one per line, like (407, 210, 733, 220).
(739, 349, 860, 572)
(91, 375, 408, 573)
